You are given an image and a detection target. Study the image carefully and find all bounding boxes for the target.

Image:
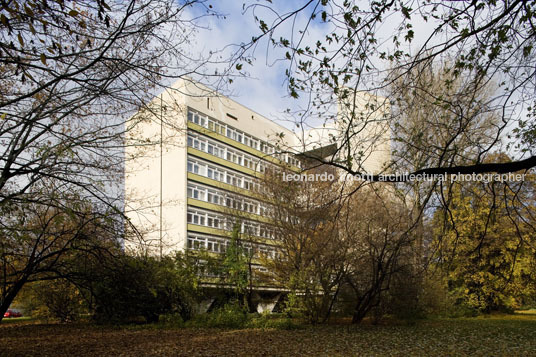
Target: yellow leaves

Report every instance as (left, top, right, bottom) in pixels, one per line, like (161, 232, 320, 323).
(40, 53, 47, 65)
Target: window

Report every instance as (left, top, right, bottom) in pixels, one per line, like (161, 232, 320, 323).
(188, 109, 275, 156)
(207, 190, 222, 205)
(188, 235, 237, 254)
(187, 160, 199, 174)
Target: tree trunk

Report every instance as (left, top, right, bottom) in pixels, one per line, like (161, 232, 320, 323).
(322, 284, 341, 324)
(351, 310, 366, 324)
(0, 276, 28, 323)
(247, 260, 256, 313)
(351, 291, 377, 324)
(352, 298, 372, 324)
(246, 290, 256, 313)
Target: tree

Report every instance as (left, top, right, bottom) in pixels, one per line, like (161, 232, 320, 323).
(0, 0, 223, 206)
(76, 251, 200, 323)
(221, 222, 253, 311)
(0, 0, 233, 320)
(16, 278, 88, 322)
(0, 186, 119, 322)
(432, 159, 536, 312)
(261, 165, 419, 324)
(239, 0, 536, 178)
(388, 59, 499, 179)
(261, 166, 347, 323)
(386, 60, 502, 269)
(340, 184, 418, 324)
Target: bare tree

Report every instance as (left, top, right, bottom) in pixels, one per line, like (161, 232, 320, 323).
(0, 0, 235, 319)
(261, 166, 348, 323)
(0, 183, 119, 321)
(238, 0, 536, 177)
(261, 164, 418, 324)
(341, 184, 417, 324)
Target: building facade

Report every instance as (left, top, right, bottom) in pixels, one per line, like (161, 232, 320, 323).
(125, 80, 300, 270)
(124, 79, 391, 282)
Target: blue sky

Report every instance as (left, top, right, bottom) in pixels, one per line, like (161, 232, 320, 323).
(186, 1, 433, 127)
(183, 1, 523, 154)
(186, 1, 326, 127)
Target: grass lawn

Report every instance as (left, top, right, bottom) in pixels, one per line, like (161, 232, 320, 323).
(1, 314, 536, 356)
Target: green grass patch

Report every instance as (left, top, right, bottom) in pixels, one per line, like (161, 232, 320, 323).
(0, 316, 34, 325)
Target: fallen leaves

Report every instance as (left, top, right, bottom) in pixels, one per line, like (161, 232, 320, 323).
(1, 315, 536, 356)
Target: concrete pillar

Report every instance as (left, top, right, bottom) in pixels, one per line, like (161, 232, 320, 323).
(256, 293, 281, 313)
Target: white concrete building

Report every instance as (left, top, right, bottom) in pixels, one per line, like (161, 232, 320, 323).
(124, 79, 390, 262)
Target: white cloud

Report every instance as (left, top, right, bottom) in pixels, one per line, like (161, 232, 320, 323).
(183, 1, 329, 130)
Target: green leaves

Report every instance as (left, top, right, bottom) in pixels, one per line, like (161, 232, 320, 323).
(401, 5, 411, 20)
(404, 29, 414, 42)
(222, 223, 250, 298)
(522, 45, 532, 57)
(259, 19, 268, 33)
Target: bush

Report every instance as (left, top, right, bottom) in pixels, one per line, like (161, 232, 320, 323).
(17, 279, 88, 322)
(184, 306, 302, 330)
(247, 313, 301, 330)
(82, 252, 199, 324)
(158, 313, 184, 327)
(186, 303, 248, 329)
(445, 303, 479, 318)
(418, 273, 480, 318)
(386, 269, 426, 323)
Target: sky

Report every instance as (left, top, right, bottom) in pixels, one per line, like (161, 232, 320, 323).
(186, 1, 325, 128)
(182, 1, 524, 156)
(186, 1, 442, 128)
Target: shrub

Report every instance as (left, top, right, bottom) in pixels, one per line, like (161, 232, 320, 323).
(17, 279, 88, 322)
(158, 313, 184, 327)
(187, 302, 248, 329)
(385, 268, 426, 323)
(247, 313, 301, 330)
(82, 252, 199, 324)
(184, 307, 302, 330)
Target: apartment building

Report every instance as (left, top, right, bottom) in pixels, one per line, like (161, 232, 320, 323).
(124, 79, 391, 294)
(124, 80, 301, 268)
